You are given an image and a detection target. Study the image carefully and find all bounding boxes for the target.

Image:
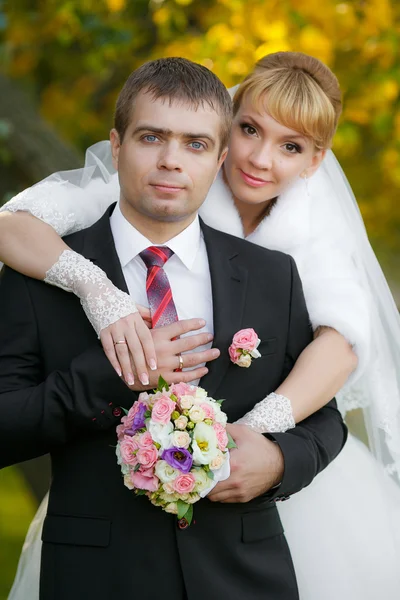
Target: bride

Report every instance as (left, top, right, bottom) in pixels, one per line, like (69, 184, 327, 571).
(1, 51, 400, 599)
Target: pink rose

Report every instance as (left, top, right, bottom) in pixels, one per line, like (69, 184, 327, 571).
(231, 328, 259, 352)
(127, 400, 145, 421)
(213, 423, 229, 452)
(138, 392, 150, 405)
(119, 436, 140, 466)
(201, 402, 215, 420)
(131, 468, 159, 492)
(171, 382, 196, 398)
(151, 395, 176, 424)
(228, 344, 241, 364)
(116, 413, 134, 439)
(136, 445, 158, 469)
(173, 473, 196, 495)
(138, 431, 154, 448)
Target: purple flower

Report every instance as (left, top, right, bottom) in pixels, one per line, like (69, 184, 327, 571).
(125, 403, 147, 436)
(162, 447, 193, 473)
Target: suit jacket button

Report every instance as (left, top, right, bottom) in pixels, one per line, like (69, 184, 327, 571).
(113, 407, 122, 417)
(178, 518, 189, 530)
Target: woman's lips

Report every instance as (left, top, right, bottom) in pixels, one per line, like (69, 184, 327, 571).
(239, 169, 272, 188)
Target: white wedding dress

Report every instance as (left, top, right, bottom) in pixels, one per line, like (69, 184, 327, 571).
(4, 145, 400, 599)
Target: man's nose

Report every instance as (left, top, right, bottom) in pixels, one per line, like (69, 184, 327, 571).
(157, 142, 183, 171)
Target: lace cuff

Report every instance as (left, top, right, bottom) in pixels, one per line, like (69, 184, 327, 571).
(236, 393, 295, 433)
(44, 250, 137, 336)
(0, 181, 85, 236)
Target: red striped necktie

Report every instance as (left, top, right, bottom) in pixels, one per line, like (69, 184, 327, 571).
(139, 246, 178, 328)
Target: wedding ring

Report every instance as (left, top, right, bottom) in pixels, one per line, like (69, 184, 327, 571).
(178, 354, 184, 370)
(114, 340, 127, 346)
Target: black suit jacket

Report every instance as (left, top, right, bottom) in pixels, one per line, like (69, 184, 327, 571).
(0, 206, 347, 600)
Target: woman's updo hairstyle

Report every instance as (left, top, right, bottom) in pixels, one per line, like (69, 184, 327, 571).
(233, 51, 342, 149)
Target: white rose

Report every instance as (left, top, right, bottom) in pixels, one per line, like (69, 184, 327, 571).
(160, 491, 179, 504)
(193, 469, 210, 493)
(192, 422, 219, 465)
(174, 415, 188, 430)
(148, 420, 174, 451)
(237, 353, 252, 368)
(213, 407, 228, 426)
(163, 481, 175, 494)
(186, 493, 200, 504)
(209, 451, 225, 471)
(164, 502, 178, 515)
(189, 405, 206, 423)
(171, 430, 191, 449)
(194, 387, 207, 402)
(123, 473, 134, 490)
(180, 395, 194, 409)
(155, 460, 179, 483)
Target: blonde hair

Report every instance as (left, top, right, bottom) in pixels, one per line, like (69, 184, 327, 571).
(233, 52, 342, 149)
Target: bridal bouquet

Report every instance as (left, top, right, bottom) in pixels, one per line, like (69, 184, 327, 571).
(116, 377, 234, 525)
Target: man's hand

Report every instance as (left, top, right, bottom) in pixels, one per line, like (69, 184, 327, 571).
(207, 424, 284, 503)
(127, 318, 220, 391)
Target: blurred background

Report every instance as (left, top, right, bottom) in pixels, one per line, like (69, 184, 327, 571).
(0, 0, 399, 596)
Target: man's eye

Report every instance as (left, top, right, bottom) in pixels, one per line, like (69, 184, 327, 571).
(144, 135, 159, 143)
(189, 141, 205, 150)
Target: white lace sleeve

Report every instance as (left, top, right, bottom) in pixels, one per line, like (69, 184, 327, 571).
(0, 171, 119, 237)
(45, 250, 137, 336)
(236, 393, 295, 433)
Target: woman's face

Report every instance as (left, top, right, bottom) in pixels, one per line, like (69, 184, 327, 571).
(224, 93, 325, 205)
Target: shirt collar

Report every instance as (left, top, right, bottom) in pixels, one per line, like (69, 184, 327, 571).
(110, 202, 201, 270)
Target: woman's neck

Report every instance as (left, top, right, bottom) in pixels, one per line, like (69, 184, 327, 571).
(222, 167, 276, 237)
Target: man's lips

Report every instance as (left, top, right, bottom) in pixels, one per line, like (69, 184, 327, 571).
(239, 169, 272, 188)
(150, 182, 185, 194)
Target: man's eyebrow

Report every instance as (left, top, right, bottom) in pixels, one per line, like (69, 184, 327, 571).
(132, 125, 216, 146)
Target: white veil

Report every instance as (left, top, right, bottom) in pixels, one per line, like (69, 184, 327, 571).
(315, 152, 400, 483)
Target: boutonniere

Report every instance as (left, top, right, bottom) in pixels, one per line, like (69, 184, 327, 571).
(228, 328, 261, 368)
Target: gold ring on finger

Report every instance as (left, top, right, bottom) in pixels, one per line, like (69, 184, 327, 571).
(114, 340, 127, 346)
(178, 354, 184, 370)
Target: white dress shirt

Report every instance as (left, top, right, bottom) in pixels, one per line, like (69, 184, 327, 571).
(110, 203, 214, 378)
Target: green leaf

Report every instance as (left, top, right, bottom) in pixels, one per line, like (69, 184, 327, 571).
(144, 410, 151, 419)
(135, 489, 147, 496)
(157, 375, 169, 392)
(170, 393, 178, 402)
(177, 500, 190, 519)
(185, 503, 194, 525)
(121, 406, 129, 415)
(216, 399, 225, 405)
(206, 470, 214, 480)
(227, 432, 237, 449)
(133, 463, 141, 472)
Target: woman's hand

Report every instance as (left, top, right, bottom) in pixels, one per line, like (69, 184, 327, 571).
(100, 305, 156, 386)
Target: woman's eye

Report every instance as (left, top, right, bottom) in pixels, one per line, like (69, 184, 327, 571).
(240, 123, 257, 136)
(189, 141, 205, 150)
(144, 135, 159, 143)
(283, 143, 301, 154)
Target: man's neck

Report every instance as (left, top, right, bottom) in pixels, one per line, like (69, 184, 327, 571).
(119, 199, 197, 244)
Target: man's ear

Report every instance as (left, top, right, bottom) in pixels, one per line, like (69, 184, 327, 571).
(302, 149, 327, 178)
(214, 147, 229, 182)
(110, 129, 121, 171)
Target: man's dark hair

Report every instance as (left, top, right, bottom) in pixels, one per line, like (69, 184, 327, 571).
(114, 57, 233, 155)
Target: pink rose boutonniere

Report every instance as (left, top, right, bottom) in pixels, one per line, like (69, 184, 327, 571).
(229, 328, 261, 368)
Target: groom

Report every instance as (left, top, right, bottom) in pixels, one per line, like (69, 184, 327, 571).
(0, 58, 346, 600)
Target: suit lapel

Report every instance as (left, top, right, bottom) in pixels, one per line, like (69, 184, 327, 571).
(200, 222, 248, 397)
(81, 203, 129, 294)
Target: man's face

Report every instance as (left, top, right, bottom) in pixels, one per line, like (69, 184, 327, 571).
(110, 91, 227, 227)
